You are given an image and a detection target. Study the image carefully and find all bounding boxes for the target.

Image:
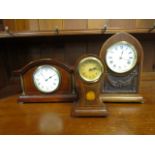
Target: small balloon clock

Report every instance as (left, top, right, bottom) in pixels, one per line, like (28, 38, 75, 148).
(72, 55, 108, 117)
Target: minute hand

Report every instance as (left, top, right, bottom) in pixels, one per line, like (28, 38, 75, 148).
(45, 74, 56, 81)
(120, 50, 124, 59)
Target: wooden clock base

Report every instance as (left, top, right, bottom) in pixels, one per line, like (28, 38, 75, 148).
(72, 104, 108, 117)
(100, 94, 144, 103)
(18, 94, 78, 103)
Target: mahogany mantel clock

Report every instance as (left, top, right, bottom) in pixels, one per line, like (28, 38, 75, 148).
(14, 59, 77, 103)
(72, 55, 108, 117)
(99, 32, 144, 103)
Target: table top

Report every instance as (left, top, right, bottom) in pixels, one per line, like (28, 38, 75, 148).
(0, 80, 155, 135)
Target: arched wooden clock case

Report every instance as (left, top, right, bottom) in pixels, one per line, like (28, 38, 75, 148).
(99, 32, 144, 103)
(14, 59, 77, 103)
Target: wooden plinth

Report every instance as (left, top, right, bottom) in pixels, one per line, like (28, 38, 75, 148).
(72, 104, 108, 117)
(100, 94, 144, 103)
(18, 94, 77, 103)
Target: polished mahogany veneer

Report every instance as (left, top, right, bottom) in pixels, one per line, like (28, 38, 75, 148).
(14, 59, 77, 103)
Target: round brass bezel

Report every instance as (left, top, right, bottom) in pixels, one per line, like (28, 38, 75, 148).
(33, 65, 61, 93)
(105, 41, 138, 74)
(78, 56, 104, 83)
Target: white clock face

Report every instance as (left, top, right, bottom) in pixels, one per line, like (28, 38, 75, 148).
(33, 65, 61, 93)
(105, 41, 137, 73)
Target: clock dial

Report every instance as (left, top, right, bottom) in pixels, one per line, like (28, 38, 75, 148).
(78, 57, 103, 82)
(105, 41, 137, 73)
(33, 65, 61, 93)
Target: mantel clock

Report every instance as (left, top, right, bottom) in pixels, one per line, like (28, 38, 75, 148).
(72, 55, 108, 117)
(14, 59, 77, 103)
(99, 32, 144, 103)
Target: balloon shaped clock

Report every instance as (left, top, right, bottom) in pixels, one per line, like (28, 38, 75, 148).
(72, 55, 108, 117)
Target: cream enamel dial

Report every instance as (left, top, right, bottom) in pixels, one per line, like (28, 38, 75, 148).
(33, 65, 61, 93)
(105, 41, 137, 73)
(78, 56, 103, 82)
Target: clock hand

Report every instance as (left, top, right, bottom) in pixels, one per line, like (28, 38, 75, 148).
(120, 50, 124, 59)
(45, 74, 56, 82)
(89, 67, 97, 71)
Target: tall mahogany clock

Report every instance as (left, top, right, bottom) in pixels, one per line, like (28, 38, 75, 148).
(72, 55, 108, 117)
(14, 58, 77, 103)
(99, 32, 144, 103)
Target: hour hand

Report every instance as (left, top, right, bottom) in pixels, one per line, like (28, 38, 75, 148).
(89, 67, 97, 71)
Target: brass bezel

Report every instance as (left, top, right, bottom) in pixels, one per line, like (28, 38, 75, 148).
(33, 65, 61, 93)
(78, 56, 104, 83)
(105, 41, 138, 74)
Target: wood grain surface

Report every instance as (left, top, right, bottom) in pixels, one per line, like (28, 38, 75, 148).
(0, 80, 155, 135)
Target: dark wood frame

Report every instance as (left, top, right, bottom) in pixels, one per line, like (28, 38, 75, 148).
(99, 32, 144, 103)
(14, 58, 77, 103)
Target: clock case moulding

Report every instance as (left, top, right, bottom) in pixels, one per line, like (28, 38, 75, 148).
(14, 58, 77, 103)
(99, 32, 144, 103)
(72, 54, 108, 117)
